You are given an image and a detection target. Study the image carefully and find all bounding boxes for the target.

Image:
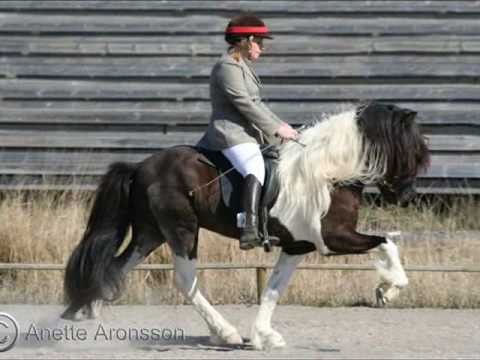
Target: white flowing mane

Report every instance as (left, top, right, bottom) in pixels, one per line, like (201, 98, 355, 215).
(270, 105, 387, 238)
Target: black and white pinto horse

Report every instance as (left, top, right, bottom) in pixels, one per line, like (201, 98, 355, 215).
(62, 102, 430, 350)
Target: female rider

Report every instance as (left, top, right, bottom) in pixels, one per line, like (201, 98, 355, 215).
(197, 13, 298, 250)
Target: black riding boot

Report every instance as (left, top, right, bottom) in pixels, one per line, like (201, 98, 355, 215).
(239, 174, 263, 250)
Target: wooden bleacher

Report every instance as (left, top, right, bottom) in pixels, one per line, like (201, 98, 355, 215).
(0, 1, 478, 193)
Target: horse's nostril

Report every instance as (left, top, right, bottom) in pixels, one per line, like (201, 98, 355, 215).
(401, 189, 416, 206)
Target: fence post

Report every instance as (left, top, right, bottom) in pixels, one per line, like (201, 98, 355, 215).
(256, 267, 267, 304)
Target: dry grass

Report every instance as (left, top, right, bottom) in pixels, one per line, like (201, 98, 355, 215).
(0, 191, 479, 308)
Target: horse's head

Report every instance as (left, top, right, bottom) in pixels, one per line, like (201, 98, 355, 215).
(356, 102, 431, 206)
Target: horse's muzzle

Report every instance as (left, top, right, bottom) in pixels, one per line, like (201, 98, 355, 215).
(399, 186, 417, 207)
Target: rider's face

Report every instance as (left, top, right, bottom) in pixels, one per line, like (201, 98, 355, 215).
(247, 37, 264, 61)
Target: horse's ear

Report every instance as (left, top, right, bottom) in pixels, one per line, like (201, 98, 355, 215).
(402, 109, 417, 125)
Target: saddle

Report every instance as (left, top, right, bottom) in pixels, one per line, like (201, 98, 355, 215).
(194, 145, 281, 251)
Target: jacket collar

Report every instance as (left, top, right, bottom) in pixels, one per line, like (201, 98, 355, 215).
(241, 57, 262, 85)
(221, 53, 262, 86)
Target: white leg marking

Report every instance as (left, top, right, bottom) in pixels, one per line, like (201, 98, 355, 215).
(251, 252, 304, 350)
(374, 234, 408, 304)
(375, 236, 408, 287)
(174, 255, 242, 345)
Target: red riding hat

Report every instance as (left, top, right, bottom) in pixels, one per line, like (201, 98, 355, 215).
(225, 13, 273, 39)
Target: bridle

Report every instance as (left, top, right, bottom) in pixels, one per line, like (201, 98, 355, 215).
(378, 175, 415, 196)
(379, 178, 397, 192)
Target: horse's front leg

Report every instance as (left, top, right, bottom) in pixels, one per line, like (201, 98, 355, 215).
(323, 229, 408, 306)
(251, 252, 304, 350)
(374, 232, 409, 306)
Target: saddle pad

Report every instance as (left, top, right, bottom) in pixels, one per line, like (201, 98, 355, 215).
(194, 146, 243, 213)
(193, 146, 280, 213)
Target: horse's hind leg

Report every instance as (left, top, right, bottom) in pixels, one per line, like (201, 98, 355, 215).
(168, 229, 243, 345)
(83, 224, 165, 319)
(174, 254, 243, 345)
(148, 186, 243, 346)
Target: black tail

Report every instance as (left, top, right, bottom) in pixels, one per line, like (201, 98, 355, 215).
(63, 162, 137, 316)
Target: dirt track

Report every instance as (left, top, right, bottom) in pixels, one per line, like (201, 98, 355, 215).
(0, 305, 479, 359)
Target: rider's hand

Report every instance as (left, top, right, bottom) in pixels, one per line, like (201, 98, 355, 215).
(275, 123, 299, 142)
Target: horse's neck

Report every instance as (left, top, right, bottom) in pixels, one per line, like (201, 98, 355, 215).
(269, 109, 381, 244)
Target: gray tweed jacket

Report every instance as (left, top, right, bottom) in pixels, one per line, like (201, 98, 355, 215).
(197, 53, 283, 150)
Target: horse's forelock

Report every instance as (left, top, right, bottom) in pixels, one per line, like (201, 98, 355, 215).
(357, 103, 430, 178)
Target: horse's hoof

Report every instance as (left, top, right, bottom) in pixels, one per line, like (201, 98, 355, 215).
(84, 300, 103, 319)
(60, 303, 84, 321)
(210, 330, 243, 346)
(60, 309, 83, 321)
(383, 285, 401, 302)
(251, 327, 286, 350)
(375, 287, 386, 307)
(60, 309, 75, 320)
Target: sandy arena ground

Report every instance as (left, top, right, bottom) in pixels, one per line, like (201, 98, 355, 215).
(0, 304, 479, 359)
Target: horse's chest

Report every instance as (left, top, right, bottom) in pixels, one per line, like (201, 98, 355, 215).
(269, 202, 331, 255)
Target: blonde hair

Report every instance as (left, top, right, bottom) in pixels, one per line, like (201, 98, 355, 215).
(227, 38, 251, 62)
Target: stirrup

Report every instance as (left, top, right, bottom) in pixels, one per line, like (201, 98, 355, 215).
(261, 233, 280, 252)
(259, 206, 280, 252)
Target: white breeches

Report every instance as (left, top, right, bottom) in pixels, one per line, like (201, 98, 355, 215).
(222, 143, 265, 185)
